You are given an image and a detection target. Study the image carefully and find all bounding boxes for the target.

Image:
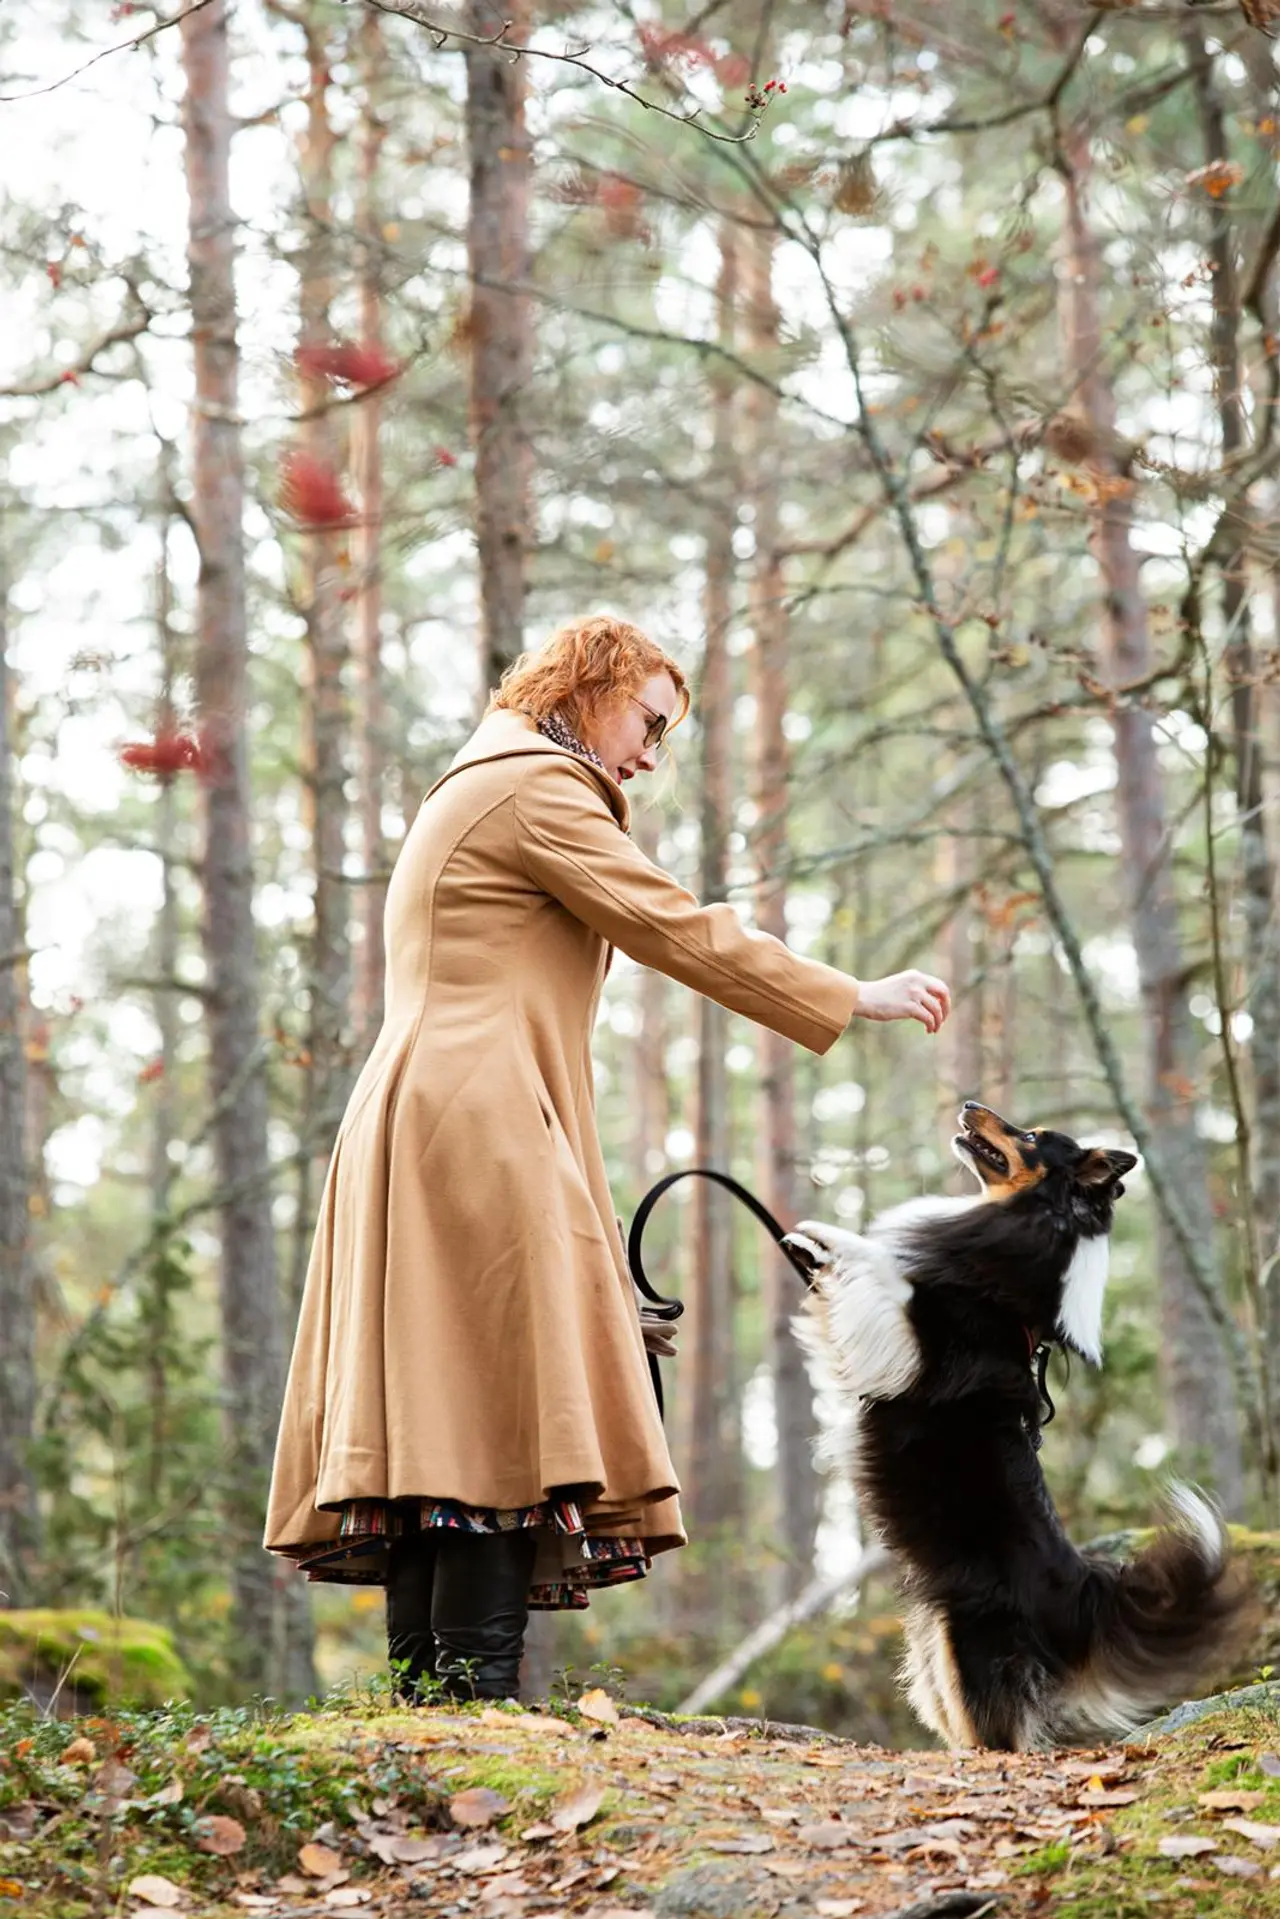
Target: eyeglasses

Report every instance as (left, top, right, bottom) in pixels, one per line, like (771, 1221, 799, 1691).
(631, 696, 670, 750)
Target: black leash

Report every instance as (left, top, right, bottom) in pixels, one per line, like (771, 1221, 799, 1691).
(628, 1166, 1063, 1430)
(627, 1168, 813, 1416)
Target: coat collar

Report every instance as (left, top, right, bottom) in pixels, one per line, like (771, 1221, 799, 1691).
(428, 708, 631, 832)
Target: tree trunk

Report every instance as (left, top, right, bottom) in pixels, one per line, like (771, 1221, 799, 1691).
(353, 5, 389, 1055)
(1186, 28, 1280, 1423)
(180, 0, 315, 1697)
(744, 222, 819, 1597)
(297, 13, 353, 1165)
(1058, 129, 1244, 1512)
(683, 223, 742, 1544)
(465, 0, 533, 698)
(0, 571, 36, 1605)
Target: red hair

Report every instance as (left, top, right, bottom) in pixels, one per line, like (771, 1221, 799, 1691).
(488, 614, 689, 738)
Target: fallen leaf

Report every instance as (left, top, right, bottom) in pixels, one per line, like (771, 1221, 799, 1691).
(151, 1778, 184, 1807)
(816, 1903, 865, 1918)
(451, 1844, 509, 1873)
(706, 1833, 774, 1854)
(1157, 1835, 1219, 1859)
(518, 1822, 559, 1842)
(1222, 1819, 1280, 1850)
(450, 1787, 510, 1829)
(478, 1873, 529, 1897)
(134, 1909, 186, 1918)
(1260, 1754, 1280, 1779)
(763, 1860, 810, 1879)
(577, 1688, 619, 1726)
(1212, 1855, 1262, 1877)
(298, 1843, 344, 1877)
(798, 1822, 854, 1849)
(194, 1815, 247, 1856)
(95, 1760, 138, 1798)
(232, 1899, 279, 1911)
(323, 1893, 372, 1910)
(758, 1807, 801, 1824)
(803, 1753, 844, 1768)
(1199, 1790, 1269, 1812)
(126, 1877, 185, 1908)
(394, 1835, 445, 1865)
(61, 1737, 97, 1765)
(185, 1726, 213, 1755)
(273, 1876, 313, 1894)
(550, 1783, 606, 1833)
(370, 1795, 397, 1817)
(1077, 1789, 1139, 1807)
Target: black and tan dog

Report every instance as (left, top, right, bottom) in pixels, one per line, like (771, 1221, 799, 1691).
(786, 1102, 1253, 1751)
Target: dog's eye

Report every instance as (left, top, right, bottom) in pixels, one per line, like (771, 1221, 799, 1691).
(1021, 1133, 1036, 1145)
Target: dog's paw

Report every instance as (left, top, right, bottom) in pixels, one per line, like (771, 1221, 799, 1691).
(784, 1219, 859, 1277)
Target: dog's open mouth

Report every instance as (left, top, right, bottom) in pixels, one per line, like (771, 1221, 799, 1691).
(954, 1124, 1009, 1177)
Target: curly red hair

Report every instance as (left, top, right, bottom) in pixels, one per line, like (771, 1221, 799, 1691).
(488, 614, 689, 739)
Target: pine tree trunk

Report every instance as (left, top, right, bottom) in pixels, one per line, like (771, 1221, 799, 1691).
(1059, 131, 1244, 1512)
(181, 0, 315, 1696)
(353, 5, 389, 1054)
(297, 17, 353, 1167)
(465, 0, 533, 697)
(684, 224, 742, 1542)
(1187, 29, 1280, 1423)
(744, 223, 819, 1597)
(0, 575, 36, 1604)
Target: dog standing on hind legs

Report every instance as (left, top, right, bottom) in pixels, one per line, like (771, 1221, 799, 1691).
(786, 1102, 1255, 1752)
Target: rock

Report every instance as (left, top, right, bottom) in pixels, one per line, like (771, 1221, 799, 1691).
(0, 1609, 191, 1711)
(653, 1862, 776, 1917)
(1140, 1681, 1280, 1737)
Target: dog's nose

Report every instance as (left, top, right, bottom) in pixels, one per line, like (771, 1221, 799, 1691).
(962, 1099, 980, 1112)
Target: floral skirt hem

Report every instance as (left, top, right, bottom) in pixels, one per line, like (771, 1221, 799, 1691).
(288, 1495, 649, 1611)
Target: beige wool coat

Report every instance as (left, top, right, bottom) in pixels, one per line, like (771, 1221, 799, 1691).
(265, 709, 861, 1583)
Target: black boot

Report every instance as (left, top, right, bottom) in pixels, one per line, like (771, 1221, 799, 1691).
(431, 1530, 537, 1702)
(385, 1531, 439, 1703)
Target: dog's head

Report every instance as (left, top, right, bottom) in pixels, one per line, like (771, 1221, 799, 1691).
(953, 1101, 1137, 1231)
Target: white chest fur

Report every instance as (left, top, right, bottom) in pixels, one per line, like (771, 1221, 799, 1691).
(1057, 1233, 1109, 1364)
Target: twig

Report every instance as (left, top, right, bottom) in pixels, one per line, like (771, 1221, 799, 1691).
(358, 0, 765, 145)
(0, 0, 219, 103)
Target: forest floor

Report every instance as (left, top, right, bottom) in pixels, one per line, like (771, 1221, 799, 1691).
(3, 1686, 1280, 1919)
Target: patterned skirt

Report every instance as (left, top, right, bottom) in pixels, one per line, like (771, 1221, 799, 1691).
(292, 1495, 650, 1610)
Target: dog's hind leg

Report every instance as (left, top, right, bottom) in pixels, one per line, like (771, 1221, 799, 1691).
(902, 1603, 978, 1749)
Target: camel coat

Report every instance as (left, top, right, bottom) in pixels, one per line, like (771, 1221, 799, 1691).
(265, 710, 861, 1582)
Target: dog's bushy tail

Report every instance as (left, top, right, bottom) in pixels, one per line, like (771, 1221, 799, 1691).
(1057, 1485, 1255, 1741)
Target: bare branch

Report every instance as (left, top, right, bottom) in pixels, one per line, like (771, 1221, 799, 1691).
(358, 0, 767, 145)
(0, 0, 218, 104)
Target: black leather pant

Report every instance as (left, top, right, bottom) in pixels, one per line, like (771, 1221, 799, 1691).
(385, 1528, 537, 1703)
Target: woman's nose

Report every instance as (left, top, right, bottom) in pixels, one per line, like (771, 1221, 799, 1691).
(635, 743, 659, 773)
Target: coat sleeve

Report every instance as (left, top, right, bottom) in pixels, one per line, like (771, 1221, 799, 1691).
(513, 757, 860, 1056)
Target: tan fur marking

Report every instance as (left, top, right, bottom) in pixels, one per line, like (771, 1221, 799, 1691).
(902, 1603, 977, 1748)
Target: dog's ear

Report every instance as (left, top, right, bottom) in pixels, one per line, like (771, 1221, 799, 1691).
(1077, 1148, 1138, 1190)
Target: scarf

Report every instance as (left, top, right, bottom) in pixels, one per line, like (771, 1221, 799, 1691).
(536, 709, 606, 773)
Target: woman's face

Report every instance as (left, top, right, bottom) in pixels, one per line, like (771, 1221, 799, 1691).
(581, 671, 679, 785)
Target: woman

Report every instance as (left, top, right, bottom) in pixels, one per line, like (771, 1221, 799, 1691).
(265, 614, 949, 1702)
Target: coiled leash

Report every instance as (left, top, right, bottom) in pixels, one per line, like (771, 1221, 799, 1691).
(630, 1166, 1062, 1431)
(627, 1168, 816, 1417)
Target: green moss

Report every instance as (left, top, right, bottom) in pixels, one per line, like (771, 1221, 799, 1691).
(0, 1611, 190, 1707)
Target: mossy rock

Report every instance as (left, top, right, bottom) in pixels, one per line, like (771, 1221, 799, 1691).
(0, 1609, 191, 1711)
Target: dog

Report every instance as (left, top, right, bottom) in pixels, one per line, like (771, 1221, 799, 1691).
(785, 1101, 1254, 1751)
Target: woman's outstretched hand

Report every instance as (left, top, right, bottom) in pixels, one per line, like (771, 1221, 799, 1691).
(856, 970, 951, 1034)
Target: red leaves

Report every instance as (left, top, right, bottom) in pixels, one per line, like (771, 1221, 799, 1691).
(434, 446, 458, 467)
(746, 77, 788, 110)
(119, 728, 205, 778)
(279, 449, 355, 528)
(294, 339, 399, 388)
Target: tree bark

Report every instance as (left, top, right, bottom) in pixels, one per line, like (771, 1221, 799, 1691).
(0, 570, 36, 1604)
(353, 4, 389, 1055)
(180, 0, 315, 1696)
(683, 222, 742, 1548)
(744, 222, 819, 1597)
(1058, 128, 1244, 1512)
(465, 0, 533, 698)
(1186, 28, 1280, 1423)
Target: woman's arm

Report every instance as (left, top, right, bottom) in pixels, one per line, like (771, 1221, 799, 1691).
(514, 758, 947, 1053)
